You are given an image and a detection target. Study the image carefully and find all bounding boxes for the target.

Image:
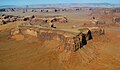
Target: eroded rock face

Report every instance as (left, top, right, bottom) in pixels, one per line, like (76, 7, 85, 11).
(11, 34, 24, 41)
(112, 8, 120, 13)
(89, 19, 105, 25)
(10, 28, 20, 35)
(0, 14, 67, 27)
(10, 27, 104, 52)
(0, 14, 19, 25)
(19, 15, 67, 27)
(113, 17, 120, 24)
(0, 20, 4, 25)
(22, 29, 38, 37)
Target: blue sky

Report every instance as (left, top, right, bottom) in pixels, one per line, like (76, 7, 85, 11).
(0, 0, 120, 5)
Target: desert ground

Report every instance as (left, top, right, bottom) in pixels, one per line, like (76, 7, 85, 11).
(0, 7, 120, 70)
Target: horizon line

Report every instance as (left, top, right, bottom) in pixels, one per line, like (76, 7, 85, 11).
(0, 2, 120, 6)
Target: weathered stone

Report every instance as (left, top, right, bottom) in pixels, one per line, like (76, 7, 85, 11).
(10, 26, 104, 52)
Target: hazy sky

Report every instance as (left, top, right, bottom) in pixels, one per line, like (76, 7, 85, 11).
(0, 0, 120, 5)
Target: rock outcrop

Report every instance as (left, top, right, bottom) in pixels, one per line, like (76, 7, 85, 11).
(10, 26, 104, 52)
(113, 17, 120, 24)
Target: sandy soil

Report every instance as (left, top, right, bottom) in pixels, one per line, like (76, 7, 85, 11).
(0, 25, 120, 70)
(0, 10, 120, 70)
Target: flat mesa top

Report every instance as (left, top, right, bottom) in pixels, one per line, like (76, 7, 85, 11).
(19, 25, 90, 37)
